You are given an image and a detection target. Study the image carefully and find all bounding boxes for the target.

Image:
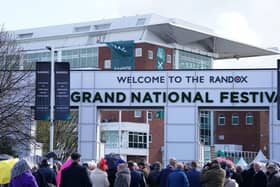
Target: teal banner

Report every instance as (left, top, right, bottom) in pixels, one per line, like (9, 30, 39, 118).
(106, 40, 135, 69)
(156, 48, 166, 69)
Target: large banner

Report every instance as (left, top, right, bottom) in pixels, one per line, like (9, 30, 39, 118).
(106, 40, 134, 69)
(55, 62, 70, 120)
(156, 48, 166, 69)
(35, 62, 51, 120)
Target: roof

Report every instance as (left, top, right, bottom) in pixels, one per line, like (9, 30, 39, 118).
(13, 14, 278, 59)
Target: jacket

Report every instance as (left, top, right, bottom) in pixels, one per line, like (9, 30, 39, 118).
(158, 166, 174, 187)
(130, 169, 146, 187)
(114, 168, 131, 187)
(267, 171, 280, 187)
(9, 171, 39, 187)
(251, 170, 267, 187)
(186, 168, 203, 187)
(167, 169, 190, 187)
(200, 165, 225, 187)
(90, 168, 110, 187)
(60, 162, 92, 187)
(38, 165, 56, 185)
(223, 178, 238, 187)
(147, 169, 161, 187)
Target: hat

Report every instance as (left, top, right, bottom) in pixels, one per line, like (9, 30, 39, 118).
(267, 163, 277, 170)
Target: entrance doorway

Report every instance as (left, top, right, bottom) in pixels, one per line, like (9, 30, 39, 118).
(98, 107, 164, 163)
(199, 107, 269, 163)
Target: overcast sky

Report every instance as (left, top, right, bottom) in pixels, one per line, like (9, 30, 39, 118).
(1, 0, 279, 68)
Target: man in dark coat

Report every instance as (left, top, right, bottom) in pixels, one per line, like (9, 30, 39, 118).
(186, 161, 203, 187)
(241, 164, 255, 187)
(158, 158, 176, 187)
(251, 162, 267, 187)
(60, 152, 92, 187)
(128, 161, 146, 187)
(147, 162, 162, 187)
(167, 162, 190, 187)
(37, 158, 56, 186)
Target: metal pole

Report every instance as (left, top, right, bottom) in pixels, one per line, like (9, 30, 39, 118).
(49, 46, 55, 167)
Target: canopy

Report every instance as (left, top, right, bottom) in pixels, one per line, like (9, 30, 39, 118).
(253, 150, 268, 163)
(236, 157, 248, 168)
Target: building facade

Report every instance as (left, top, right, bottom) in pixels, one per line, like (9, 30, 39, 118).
(13, 14, 277, 163)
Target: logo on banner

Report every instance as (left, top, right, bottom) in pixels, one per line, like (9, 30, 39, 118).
(106, 40, 135, 69)
(156, 48, 166, 69)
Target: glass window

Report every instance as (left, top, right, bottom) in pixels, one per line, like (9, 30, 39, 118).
(232, 114, 239, 125)
(167, 54, 172, 63)
(147, 112, 152, 121)
(148, 50, 153, 60)
(135, 48, 142, 57)
(246, 113, 253, 125)
(219, 114, 225, 125)
(101, 131, 119, 148)
(128, 132, 147, 149)
(104, 59, 111, 69)
(134, 110, 142, 118)
(136, 18, 146, 26)
(178, 50, 212, 69)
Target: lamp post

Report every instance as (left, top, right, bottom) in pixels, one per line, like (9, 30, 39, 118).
(46, 46, 55, 167)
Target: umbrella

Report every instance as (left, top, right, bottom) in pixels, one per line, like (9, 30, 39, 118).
(0, 154, 13, 161)
(0, 158, 18, 184)
(44, 152, 57, 159)
(105, 153, 124, 170)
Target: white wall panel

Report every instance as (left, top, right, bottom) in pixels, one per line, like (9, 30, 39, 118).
(166, 143, 195, 160)
(82, 72, 95, 89)
(80, 125, 96, 141)
(167, 107, 196, 124)
(70, 72, 82, 89)
(94, 71, 131, 89)
(272, 126, 280, 143)
(80, 107, 95, 123)
(80, 142, 94, 160)
(166, 125, 195, 142)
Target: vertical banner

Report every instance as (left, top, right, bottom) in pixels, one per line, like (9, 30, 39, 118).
(55, 62, 70, 120)
(35, 62, 51, 120)
(277, 59, 280, 120)
(156, 48, 166, 69)
(106, 40, 135, 69)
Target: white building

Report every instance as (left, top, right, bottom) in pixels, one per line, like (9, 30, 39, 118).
(11, 14, 279, 163)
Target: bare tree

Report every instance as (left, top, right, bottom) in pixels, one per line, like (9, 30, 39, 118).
(0, 27, 35, 154)
(36, 110, 78, 160)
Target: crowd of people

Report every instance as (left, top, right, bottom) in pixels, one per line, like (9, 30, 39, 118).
(4, 152, 280, 187)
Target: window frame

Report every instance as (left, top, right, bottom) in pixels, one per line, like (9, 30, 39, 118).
(218, 114, 225, 125)
(246, 112, 254, 125)
(135, 48, 142, 57)
(232, 113, 239, 125)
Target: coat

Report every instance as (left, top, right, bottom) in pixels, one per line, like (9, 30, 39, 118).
(8, 171, 39, 187)
(223, 178, 238, 187)
(200, 165, 225, 187)
(38, 165, 56, 185)
(147, 169, 161, 187)
(90, 168, 110, 187)
(130, 169, 146, 187)
(167, 169, 189, 187)
(186, 168, 203, 187)
(114, 168, 131, 187)
(267, 171, 280, 187)
(251, 170, 267, 187)
(158, 166, 174, 187)
(60, 162, 92, 187)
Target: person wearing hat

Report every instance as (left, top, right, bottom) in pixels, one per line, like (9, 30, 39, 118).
(266, 163, 280, 187)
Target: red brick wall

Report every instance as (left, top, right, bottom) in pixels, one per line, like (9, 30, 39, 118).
(214, 110, 269, 158)
(98, 43, 173, 70)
